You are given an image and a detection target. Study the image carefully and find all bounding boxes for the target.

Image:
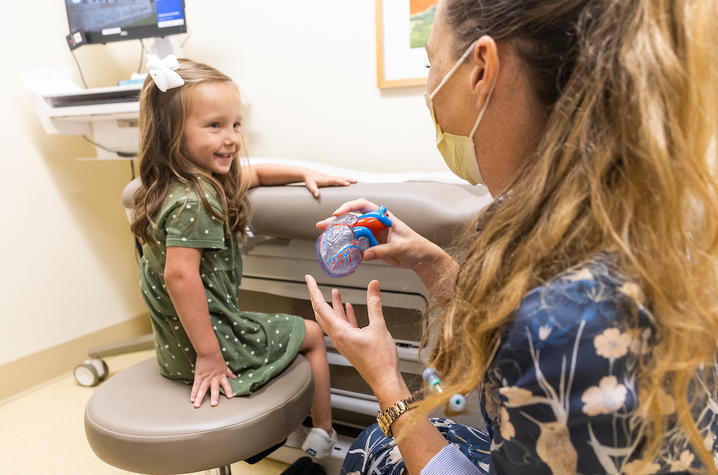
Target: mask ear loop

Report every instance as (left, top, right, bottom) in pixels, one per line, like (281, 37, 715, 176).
(429, 40, 479, 101)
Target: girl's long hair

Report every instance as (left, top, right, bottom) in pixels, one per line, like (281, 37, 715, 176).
(130, 59, 251, 244)
(408, 0, 718, 469)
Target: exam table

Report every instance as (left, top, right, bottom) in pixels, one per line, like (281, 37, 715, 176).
(83, 177, 491, 474)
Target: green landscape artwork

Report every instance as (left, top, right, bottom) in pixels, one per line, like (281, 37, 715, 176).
(410, 0, 438, 48)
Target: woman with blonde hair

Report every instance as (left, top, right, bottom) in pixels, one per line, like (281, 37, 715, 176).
(305, 0, 718, 472)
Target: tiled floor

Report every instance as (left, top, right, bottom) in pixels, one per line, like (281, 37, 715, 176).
(0, 349, 290, 475)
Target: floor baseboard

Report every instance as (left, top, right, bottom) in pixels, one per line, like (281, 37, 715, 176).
(0, 314, 151, 403)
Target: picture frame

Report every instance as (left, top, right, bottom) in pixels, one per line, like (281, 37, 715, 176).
(375, 0, 437, 88)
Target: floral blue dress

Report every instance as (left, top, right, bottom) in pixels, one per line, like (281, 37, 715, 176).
(341, 253, 718, 474)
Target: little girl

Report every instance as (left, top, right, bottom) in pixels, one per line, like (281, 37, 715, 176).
(130, 56, 353, 458)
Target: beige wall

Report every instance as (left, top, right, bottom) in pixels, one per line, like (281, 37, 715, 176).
(0, 3, 150, 366)
(0, 0, 444, 366)
(186, 1, 444, 173)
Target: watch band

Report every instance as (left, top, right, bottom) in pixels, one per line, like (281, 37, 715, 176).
(376, 393, 419, 438)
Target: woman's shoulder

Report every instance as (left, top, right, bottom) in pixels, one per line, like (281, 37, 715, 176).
(503, 252, 652, 351)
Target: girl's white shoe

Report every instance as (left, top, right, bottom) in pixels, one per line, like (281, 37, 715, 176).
(301, 427, 337, 459)
(285, 424, 308, 448)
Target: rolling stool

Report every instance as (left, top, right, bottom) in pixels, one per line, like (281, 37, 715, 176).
(84, 355, 313, 474)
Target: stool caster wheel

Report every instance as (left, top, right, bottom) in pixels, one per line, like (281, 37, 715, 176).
(74, 358, 109, 387)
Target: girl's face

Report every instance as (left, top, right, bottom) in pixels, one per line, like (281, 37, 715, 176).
(181, 82, 243, 175)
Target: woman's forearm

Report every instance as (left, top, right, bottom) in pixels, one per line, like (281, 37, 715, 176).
(374, 377, 449, 475)
(412, 244, 459, 304)
(378, 249, 459, 473)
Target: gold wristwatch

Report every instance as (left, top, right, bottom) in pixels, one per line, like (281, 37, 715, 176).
(377, 394, 419, 438)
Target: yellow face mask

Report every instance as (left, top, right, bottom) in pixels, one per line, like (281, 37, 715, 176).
(424, 41, 498, 186)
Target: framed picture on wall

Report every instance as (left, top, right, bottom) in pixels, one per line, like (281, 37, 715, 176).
(375, 0, 438, 88)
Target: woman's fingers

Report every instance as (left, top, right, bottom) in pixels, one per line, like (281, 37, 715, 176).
(362, 243, 389, 261)
(365, 280, 386, 327)
(345, 302, 358, 327)
(316, 217, 333, 230)
(305, 275, 326, 311)
(316, 198, 381, 230)
(305, 275, 347, 333)
(225, 366, 237, 379)
(304, 274, 324, 310)
(331, 288, 346, 320)
(331, 198, 379, 217)
(362, 244, 401, 267)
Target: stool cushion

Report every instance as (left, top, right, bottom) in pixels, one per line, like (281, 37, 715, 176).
(85, 355, 313, 474)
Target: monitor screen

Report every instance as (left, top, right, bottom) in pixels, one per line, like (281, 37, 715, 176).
(65, 0, 186, 45)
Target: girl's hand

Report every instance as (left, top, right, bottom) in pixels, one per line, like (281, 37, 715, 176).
(302, 170, 356, 198)
(304, 275, 403, 395)
(190, 351, 236, 408)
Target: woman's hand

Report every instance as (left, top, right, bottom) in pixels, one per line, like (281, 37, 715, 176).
(316, 199, 459, 301)
(305, 275, 452, 474)
(190, 351, 236, 408)
(305, 275, 404, 395)
(302, 170, 356, 198)
(315, 198, 441, 295)
(316, 199, 434, 268)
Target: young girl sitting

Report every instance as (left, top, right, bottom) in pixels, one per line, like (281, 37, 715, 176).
(130, 56, 353, 458)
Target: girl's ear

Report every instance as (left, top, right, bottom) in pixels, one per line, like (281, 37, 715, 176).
(468, 35, 499, 109)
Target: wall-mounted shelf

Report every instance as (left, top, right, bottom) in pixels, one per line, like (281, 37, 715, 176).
(37, 84, 142, 159)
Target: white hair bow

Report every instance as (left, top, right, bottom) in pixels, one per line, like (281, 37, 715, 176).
(146, 54, 185, 92)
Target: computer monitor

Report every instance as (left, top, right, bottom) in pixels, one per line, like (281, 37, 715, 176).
(65, 0, 186, 47)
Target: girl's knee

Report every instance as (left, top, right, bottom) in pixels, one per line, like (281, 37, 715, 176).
(305, 319, 322, 337)
(302, 319, 324, 349)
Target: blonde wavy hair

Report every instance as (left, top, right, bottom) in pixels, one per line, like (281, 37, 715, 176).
(409, 0, 718, 469)
(130, 59, 251, 244)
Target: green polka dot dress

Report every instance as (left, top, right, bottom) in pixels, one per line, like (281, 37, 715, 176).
(138, 182, 306, 396)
